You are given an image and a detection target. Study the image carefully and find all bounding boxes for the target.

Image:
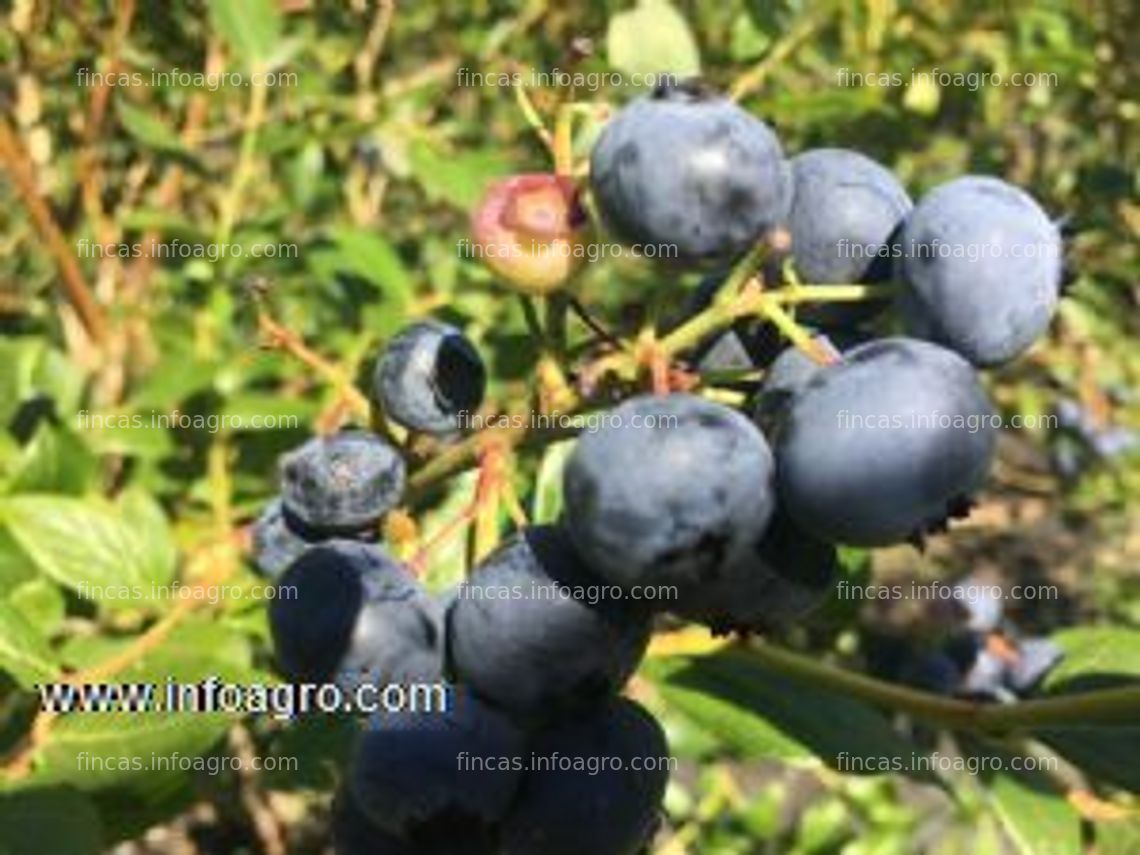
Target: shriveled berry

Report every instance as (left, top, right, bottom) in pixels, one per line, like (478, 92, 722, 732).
(280, 432, 405, 534)
(374, 321, 487, 435)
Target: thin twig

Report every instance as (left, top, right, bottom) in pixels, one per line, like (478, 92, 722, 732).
(0, 117, 109, 344)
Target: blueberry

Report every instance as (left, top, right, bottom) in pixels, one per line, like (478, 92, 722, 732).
(695, 328, 758, 374)
(374, 321, 487, 435)
(563, 394, 776, 597)
(590, 79, 791, 266)
(332, 789, 415, 855)
(786, 148, 911, 328)
(280, 431, 406, 534)
(1006, 637, 1063, 694)
(1090, 426, 1139, 460)
(775, 338, 997, 546)
(501, 698, 669, 855)
(898, 176, 1062, 366)
(752, 335, 841, 437)
(899, 651, 961, 695)
(349, 686, 526, 839)
(673, 507, 838, 633)
(446, 525, 651, 722)
(250, 498, 312, 580)
(268, 541, 438, 685)
(1054, 397, 1095, 435)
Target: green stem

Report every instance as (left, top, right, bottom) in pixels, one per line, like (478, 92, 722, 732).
(518, 295, 545, 345)
(214, 74, 269, 260)
(719, 240, 771, 299)
(658, 298, 746, 357)
(746, 641, 1140, 733)
(407, 417, 581, 502)
(545, 292, 570, 359)
(756, 297, 837, 365)
(773, 284, 890, 303)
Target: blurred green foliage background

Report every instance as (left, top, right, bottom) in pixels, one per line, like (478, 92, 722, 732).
(0, 1, 1138, 853)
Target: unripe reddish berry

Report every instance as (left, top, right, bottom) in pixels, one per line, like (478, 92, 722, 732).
(471, 173, 589, 295)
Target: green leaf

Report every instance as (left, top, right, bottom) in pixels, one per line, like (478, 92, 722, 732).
(607, 0, 701, 82)
(80, 411, 177, 460)
(1095, 819, 1140, 855)
(116, 490, 178, 598)
(0, 339, 44, 427)
(408, 140, 511, 211)
(33, 711, 233, 791)
(0, 599, 59, 687)
(30, 632, 252, 791)
(729, 12, 772, 61)
(326, 228, 414, 305)
(1043, 627, 1140, 690)
(0, 496, 176, 609)
(419, 469, 479, 593)
(0, 788, 102, 855)
(221, 392, 318, 430)
(7, 578, 66, 638)
(1035, 726, 1140, 794)
(646, 651, 920, 771)
(531, 439, 574, 524)
(1028, 629, 1140, 792)
(115, 100, 186, 155)
(7, 425, 97, 496)
(965, 740, 1082, 855)
(208, 0, 282, 70)
(0, 525, 35, 595)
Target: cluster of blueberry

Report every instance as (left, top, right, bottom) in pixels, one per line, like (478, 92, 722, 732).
(1052, 395, 1139, 480)
(589, 80, 1062, 368)
(896, 583, 1064, 702)
(249, 78, 1072, 853)
(252, 326, 668, 855)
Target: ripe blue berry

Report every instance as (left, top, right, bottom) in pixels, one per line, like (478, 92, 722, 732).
(332, 789, 415, 855)
(501, 698, 669, 855)
(674, 507, 838, 633)
(752, 335, 841, 436)
(899, 651, 962, 695)
(787, 148, 911, 328)
(898, 176, 1062, 366)
(280, 431, 405, 534)
(350, 687, 526, 839)
(268, 541, 437, 685)
(374, 320, 487, 435)
(775, 338, 997, 546)
(590, 79, 791, 266)
(446, 525, 651, 722)
(250, 498, 312, 580)
(563, 394, 776, 597)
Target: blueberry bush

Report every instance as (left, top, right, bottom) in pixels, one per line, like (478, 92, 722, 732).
(1, 2, 1139, 854)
